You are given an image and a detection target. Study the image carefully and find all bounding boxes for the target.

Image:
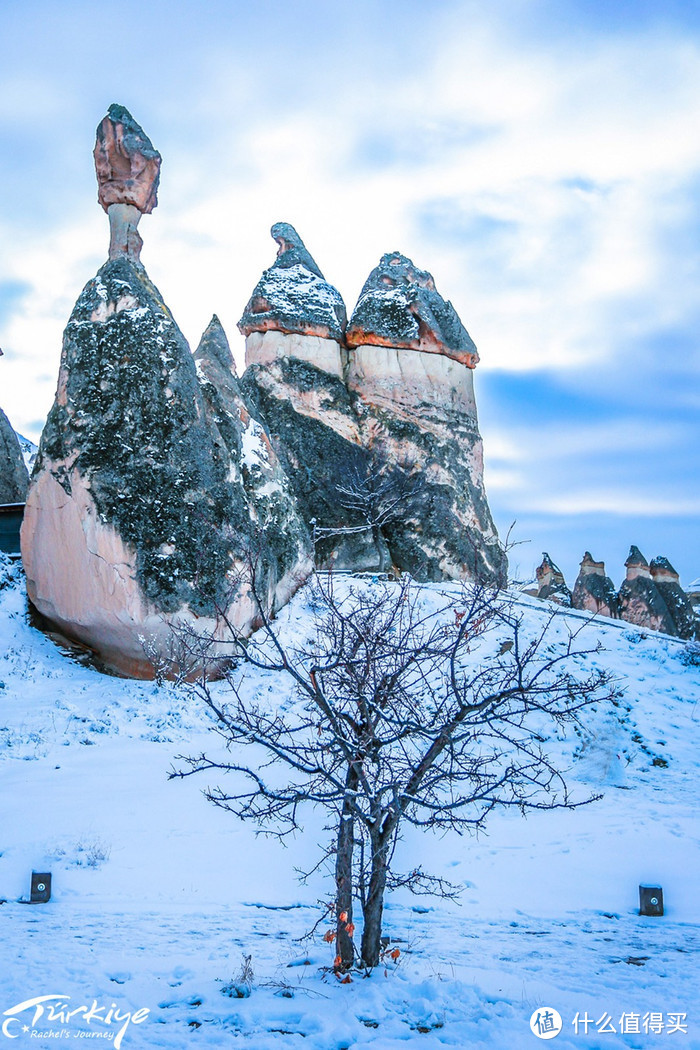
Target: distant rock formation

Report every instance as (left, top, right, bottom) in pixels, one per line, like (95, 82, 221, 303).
(571, 552, 618, 618)
(0, 407, 29, 504)
(649, 556, 696, 639)
(21, 108, 311, 679)
(241, 229, 505, 583)
(94, 104, 162, 262)
(618, 546, 676, 635)
(535, 553, 572, 606)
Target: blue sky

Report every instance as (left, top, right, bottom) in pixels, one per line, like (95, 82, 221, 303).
(0, 0, 698, 586)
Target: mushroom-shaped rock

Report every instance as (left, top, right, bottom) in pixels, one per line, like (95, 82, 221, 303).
(0, 407, 29, 504)
(346, 252, 479, 368)
(340, 253, 502, 584)
(240, 231, 505, 585)
(535, 553, 572, 606)
(649, 556, 697, 639)
(618, 546, 676, 635)
(571, 552, 618, 618)
(194, 315, 312, 611)
(239, 223, 347, 377)
(94, 104, 162, 262)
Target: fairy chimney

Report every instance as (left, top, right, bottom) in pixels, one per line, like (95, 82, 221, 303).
(571, 552, 618, 618)
(618, 547, 676, 635)
(536, 553, 572, 606)
(649, 556, 697, 639)
(21, 110, 310, 678)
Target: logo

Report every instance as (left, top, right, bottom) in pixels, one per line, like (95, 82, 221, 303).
(530, 1007, 563, 1039)
(2, 995, 149, 1048)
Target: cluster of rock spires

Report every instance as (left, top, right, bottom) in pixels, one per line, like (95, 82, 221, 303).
(532, 550, 698, 640)
(18, 105, 504, 678)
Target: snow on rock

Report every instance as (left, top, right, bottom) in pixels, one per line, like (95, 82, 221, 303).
(239, 222, 347, 342)
(193, 315, 312, 618)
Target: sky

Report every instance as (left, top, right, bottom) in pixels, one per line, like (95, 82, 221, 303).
(0, 0, 698, 586)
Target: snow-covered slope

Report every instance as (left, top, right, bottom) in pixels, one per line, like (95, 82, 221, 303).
(0, 556, 698, 1049)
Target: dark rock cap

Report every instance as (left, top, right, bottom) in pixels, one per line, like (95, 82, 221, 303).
(650, 555, 678, 576)
(238, 223, 346, 341)
(346, 252, 479, 368)
(626, 545, 648, 567)
(94, 104, 162, 214)
(537, 552, 564, 579)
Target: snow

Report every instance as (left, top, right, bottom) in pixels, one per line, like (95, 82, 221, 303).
(0, 558, 699, 1049)
(240, 418, 270, 474)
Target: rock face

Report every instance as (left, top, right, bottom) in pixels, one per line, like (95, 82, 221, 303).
(536, 553, 572, 606)
(242, 231, 505, 583)
(571, 552, 618, 618)
(0, 407, 29, 504)
(193, 314, 312, 613)
(21, 112, 311, 679)
(345, 252, 502, 582)
(618, 546, 676, 635)
(649, 556, 697, 639)
(94, 104, 162, 262)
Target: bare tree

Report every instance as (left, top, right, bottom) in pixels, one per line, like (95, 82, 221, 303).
(171, 570, 615, 971)
(312, 455, 428, 573)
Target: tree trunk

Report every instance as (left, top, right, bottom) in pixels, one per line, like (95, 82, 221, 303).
(360, 835, 390, 967)
(334, 763, 358, 970)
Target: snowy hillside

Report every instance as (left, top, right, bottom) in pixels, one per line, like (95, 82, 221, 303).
(0, 556, 699, 1049)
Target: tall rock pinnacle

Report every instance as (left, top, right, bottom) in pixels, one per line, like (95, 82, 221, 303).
(94, 104, 162, 262)
(21, 117, 311, 679)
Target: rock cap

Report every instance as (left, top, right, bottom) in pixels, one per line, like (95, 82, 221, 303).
(346, 252, 479, 368)
(94, 104, 161, 215)
(625, 545, 648, 568)
(238, 223, 346, 342)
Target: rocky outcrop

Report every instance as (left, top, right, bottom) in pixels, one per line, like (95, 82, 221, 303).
(0, 407, 29, 504)
(618, 546, 676, 635)
(571, 552, 618, 618)
(345, 252, 502, 582)
(21, 110, 311, 679)
(94, 104, 162, 262)
(193, 315, 312, 611)
(238, 224, 370, 569)
(535, 553, 572, 606)
(241, 230, 505, 583)
(649, 556, 697, 639)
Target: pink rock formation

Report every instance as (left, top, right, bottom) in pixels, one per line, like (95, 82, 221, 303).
(94, 104, 162, 262)
(618, 546, 676, 635)
(571, 552, 618, 618)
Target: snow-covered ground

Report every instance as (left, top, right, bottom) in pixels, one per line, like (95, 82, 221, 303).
(1, 556, 699, 1049)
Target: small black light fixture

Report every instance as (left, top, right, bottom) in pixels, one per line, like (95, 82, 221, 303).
(30, 872, 52, 904)
(639, 884, 663, 917)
